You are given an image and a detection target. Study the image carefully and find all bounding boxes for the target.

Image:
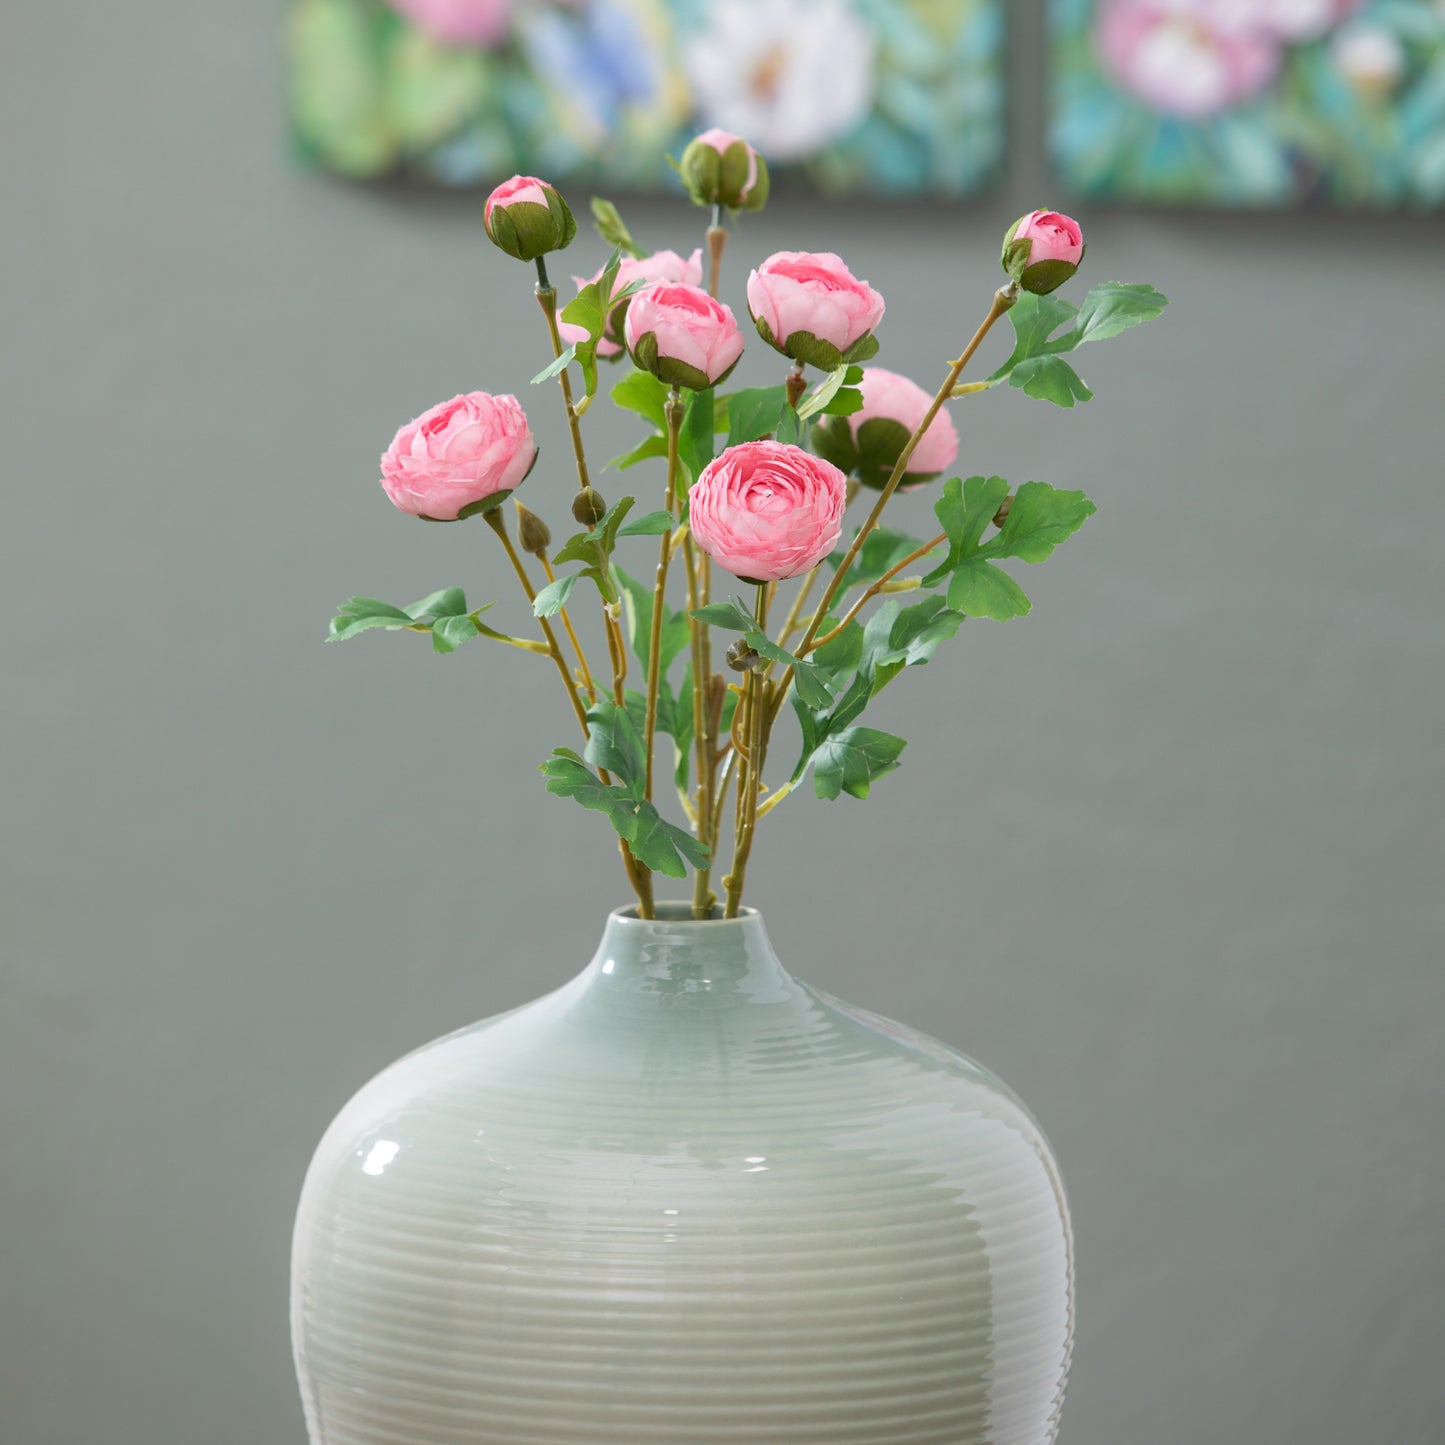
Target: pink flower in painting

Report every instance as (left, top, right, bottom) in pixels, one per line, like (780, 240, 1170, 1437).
(1096, 1, 1281, 117)
(689, 442, 848, 582)
(387, 0, 512, 47)
(746, 251, 885, 371)
(1209, 0, 1363, 43)
(380, 393, 536, 521)
(566, 249, 704, 358)
(623, 284, 745, 391)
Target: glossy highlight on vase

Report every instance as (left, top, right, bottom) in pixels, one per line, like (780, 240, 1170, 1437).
(291, 907, 1073, 1443)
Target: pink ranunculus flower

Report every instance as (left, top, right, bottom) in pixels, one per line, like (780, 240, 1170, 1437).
(1002, 209, 1086, 294)
(746, 251, 885, 371)
(813, 367, 959, 492)
(387, 0, 512, 47)
(623, 283, 745, 392)
(569, 249, 704, 359)
(483, 174, 576, 262)
(380, 392, 537, 522)
(678, 128, 770, 211)
(1096, 1, 1281, 117)
(689, 442, 848, 583)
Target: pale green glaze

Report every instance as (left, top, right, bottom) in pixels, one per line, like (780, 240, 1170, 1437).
(291, 906, 1073, 1444)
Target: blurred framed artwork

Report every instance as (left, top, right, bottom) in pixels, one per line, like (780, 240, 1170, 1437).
(288, 0, 1005, 196)
(1049, 0, 1445, 207)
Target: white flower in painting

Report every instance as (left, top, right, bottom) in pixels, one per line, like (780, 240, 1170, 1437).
(683, 0, 876, 163)
(1330, 23, 1406, 97)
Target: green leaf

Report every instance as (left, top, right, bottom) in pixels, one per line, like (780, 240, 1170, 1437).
(616, 510, 675, 537)
(404, 587, 467, 620)
(1070, 282, 1169, 346)
(860, 596, 966, 691)
(946, 560, 1032, 620)
(553, 497, 636, 577)
(607, 434, 669, 472)
(723, 385, 787, 447)
(679, 389, 715, 484)
(617, 566, 691, 675)
(591, 196, 644, 258)
(328, 596, 415, 640)
(530, 346, 577, 386)
(532, 573, 579, 618)
(776, 404, 804, 447)
(923, 475, 1010, 585)
(797, 364, 864, 421)
(539, 753, 707, 878)
(689, 599, 755, 631)
(741, 631, 833, 709)
(1009, 355, 1093, 407)
(431, 613, 482, 654)
(611, 370, 670, 430)
(581, 695, 647, 792)
(984, 283, 1168, 406)
(977, 481, 1096, 563)
(810, 727, 907, 801)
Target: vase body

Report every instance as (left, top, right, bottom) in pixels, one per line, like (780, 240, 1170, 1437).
(291, 907, 1073, 1444)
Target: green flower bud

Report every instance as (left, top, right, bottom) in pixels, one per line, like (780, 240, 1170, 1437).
(514, 501, 552, 555)
(572, 488, 607, 526)
(677, 130, 770, 213)
(484, 175, 577, 263)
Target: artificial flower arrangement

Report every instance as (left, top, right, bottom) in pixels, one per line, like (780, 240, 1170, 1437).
(332, 130, 1167, 920)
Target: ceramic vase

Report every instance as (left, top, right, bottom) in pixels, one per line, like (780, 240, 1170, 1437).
(291, 905, 1073, 1443)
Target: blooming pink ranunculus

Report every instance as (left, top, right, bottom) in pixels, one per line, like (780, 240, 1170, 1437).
(1096, 1, 1281, 117)
(747, 251, 885, 371)
(380, 392, 536, 522)
(569, 249, 704, 358)
(689, 442, 848, 582)
(623, 283, 745, 391)
(387, 0, 512, 47)
(1012, 210, 1085, 268)
(854, 368, 959, 479)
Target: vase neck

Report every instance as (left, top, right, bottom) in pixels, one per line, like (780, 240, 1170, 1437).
(580, 905, 796, 1007)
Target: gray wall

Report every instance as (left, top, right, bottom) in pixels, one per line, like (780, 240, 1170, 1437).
(3, 3, 1442, 1442)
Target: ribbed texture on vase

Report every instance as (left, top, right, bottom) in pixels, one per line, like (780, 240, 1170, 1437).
(292, 908, 1072, 1444)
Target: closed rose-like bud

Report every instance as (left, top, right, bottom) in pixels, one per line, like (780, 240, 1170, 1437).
(678, 129, 770, 212)
(1001, 210, 1085, 295)
(380, 392, 537, 522)
(567, 248, 704, 361)
(746, 251, 885, 372)
(689, 442, 847, 583)
(624, 283, 745, 392)
(812, 367, 959, 492)
(726, 639, 763, 672)
(514, 501, 552, 555)
(572, 487, 608, 526)
(484, 175, 577, 262)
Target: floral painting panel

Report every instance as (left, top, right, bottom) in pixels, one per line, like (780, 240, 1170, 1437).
(289, 0, 1004, 195)
(1049, 0, 1445, 207)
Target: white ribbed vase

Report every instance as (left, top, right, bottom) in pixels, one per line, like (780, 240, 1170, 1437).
(290, 906, 1073, 1444)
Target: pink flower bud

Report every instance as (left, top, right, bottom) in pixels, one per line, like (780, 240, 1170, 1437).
(1002, 210, 1086, 295)
(387, 0, 512, 47)
(623, 283, 745, 391)
(689, 442, 848, 582)
(571, 249, 704, 359)
(813, 367, 959, 491)
(483, 175, 576, 262)
(678, 129, 770, 212)
(746, 251, 885, 371)
(380, 392, 537, 522)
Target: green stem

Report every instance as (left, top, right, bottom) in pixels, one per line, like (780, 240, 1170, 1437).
(723, 583, 771, 918)
(642, 388, 684, 802)
(683, 534, 715, 918)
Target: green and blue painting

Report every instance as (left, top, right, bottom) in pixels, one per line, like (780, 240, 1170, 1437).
(289, 0, 1004, 195)
(1050, 0, 1445, 207)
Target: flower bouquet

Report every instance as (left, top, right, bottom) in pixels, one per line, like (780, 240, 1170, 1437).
(331, 139, 1165, 920)
(295, 130, 1169, 1445)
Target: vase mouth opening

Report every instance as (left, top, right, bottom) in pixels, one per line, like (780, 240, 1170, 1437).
(610, 902, 761, 926)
